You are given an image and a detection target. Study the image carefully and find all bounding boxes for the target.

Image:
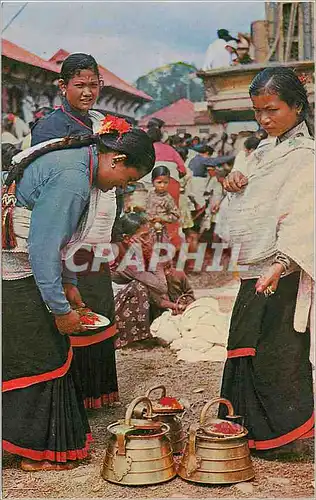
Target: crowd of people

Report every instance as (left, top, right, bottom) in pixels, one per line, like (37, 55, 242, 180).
(2, 51, 314, 473)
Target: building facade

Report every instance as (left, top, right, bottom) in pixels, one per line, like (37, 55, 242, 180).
(2, 41, 152, 124)
(139, 99, 224, 137)
(2, 39, 59, 119)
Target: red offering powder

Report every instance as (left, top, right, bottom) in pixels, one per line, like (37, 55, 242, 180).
(78, 308, 101, 326)
(210, 422, 242, 435)
(158, 397, 183, 409)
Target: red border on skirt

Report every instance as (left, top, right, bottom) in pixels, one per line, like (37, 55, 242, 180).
(2, 348, 73, 393)
(227, 347, 256, 358)
(84, 391, 119, 409)
(2, 433, 93, 463)
(69, 324, 117, 347)
(248, 414, 314, 450)
(300, 427, 315, 439)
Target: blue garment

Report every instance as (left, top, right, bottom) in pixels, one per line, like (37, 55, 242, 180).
(15, 146, 98, 315)
(189, 154, 235, 177)
(31, 99, 93, 146)
(31, 98, 122, 244)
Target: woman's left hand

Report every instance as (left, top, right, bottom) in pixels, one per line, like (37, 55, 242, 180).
(255, 263, 284, 295)
(177, 303, 187, 314)
(170, 303, 186, 315)
(63, 284, 85, 309)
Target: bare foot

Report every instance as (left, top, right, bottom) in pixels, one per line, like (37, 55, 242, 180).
(21, 458, 79, 472)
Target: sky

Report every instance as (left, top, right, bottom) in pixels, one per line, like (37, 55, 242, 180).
(2, 1, 265, 83)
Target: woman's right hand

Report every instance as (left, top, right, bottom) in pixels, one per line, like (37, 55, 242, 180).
(54, 310, 87, 335)
(63, 284, 85, 309)
(223, 171, 248, 192)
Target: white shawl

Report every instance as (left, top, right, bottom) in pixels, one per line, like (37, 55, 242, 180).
(8, 111, 117, 257)
(226, 122, 314, 337)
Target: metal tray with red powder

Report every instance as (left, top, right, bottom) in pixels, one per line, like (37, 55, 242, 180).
(78, 308, 110, 330)
(203, 420, 245, 437)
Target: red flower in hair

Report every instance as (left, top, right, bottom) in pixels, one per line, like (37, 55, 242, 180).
(298, 73, 308, 86)
(7, 113, 15, 122)
(97, 114, 132, 137)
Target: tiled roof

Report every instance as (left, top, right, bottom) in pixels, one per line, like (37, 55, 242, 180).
(2, 40, 152, 101)
(139, 99, 196, 127)
(2, 39, 59, 73)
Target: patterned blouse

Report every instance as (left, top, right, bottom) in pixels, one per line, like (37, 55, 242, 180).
(146, 190, 180, 223)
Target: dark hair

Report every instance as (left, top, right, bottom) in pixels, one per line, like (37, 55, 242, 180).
(147, 126, 162, 143)
(198, 145, 214, 155)
(244, 135, 261, 151)
(176, 146, 188, 162)
(151, 165, 170, 181)
(147, 117, 165, 129)
(249, 66, 314, 136)
(255, 128, 268, 140)
(119, 212, 148, 236)
(4, 128, 155, 187)
(2, 143, 21, 171)
(169, 135, 182, 147)
(60, 53, 99, 84)
(217, 29, 237, 42)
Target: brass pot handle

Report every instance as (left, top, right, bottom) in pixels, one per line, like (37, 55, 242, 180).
(200, 397, 234, 425)
(188, 423, 199, 456)
(145, 385, 167, 399)
(186, 423, 202, 477)
(125, 396, 153, 426)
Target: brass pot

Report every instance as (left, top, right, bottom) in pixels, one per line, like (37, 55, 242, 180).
(134, 385, 186, 454)
(101, 396, 176, 486)
(178, 397, 255, 485)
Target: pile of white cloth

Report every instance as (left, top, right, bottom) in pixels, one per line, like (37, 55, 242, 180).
(150, 296, 230, 363)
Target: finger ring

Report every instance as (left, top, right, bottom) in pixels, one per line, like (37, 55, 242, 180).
(264, 286, 275, 297)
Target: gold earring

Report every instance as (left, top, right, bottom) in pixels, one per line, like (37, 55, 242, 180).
(297, 106, 303, 115)
(111, 154, 127, 168)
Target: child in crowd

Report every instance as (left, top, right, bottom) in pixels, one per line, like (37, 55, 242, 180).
(146, 165, 181, 247)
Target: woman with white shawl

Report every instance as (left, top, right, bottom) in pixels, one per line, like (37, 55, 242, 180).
(219, 67, 314, 455)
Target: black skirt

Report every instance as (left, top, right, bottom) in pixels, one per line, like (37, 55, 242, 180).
(3, 277, 70, 386)
(69, 252, 119, 409)
(2, 277, 91, 462)
(219, 272, 314, 450)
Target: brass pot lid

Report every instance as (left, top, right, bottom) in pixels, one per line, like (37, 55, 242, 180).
(109, 418, 163, 432)
(145, 386, 184, 414)
(201, 419, 247, 438)
(151, 397, 184, 414)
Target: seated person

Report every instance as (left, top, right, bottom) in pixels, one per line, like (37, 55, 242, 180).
(111, 213, 195, 348)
